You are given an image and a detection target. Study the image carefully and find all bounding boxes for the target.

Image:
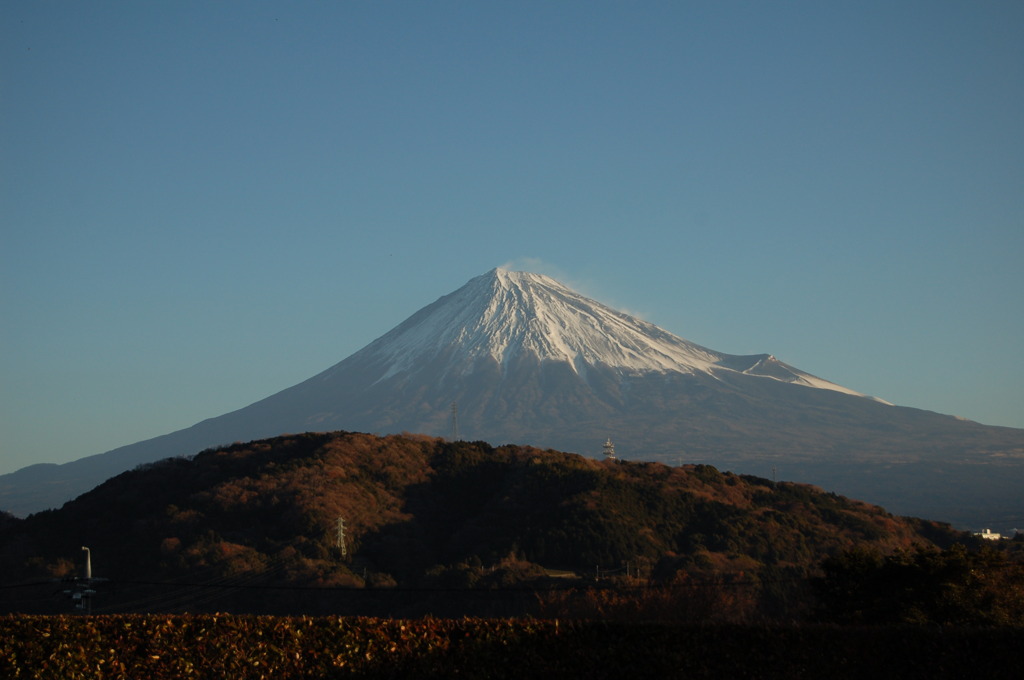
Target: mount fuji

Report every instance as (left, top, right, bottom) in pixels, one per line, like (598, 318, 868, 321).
(3, 268, 1023, 529)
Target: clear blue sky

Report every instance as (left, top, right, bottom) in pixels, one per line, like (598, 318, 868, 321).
(2, 1, 1022, 476)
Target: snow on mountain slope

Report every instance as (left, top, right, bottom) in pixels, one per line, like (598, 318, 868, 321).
(334, 268, 882, 402)
(716, 352, 892, 403)
(344, 269, 716, 379)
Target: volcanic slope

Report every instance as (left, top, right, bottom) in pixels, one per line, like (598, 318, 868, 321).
(2, 268, 1022, 529)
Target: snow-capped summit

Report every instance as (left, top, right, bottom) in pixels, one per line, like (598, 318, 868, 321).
(334, 268, 877, 401)
(350, 267, 721, 380)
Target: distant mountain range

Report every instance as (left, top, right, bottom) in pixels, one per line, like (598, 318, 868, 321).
(2, 268, 1022, 529)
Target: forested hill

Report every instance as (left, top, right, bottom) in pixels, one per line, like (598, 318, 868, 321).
(1, 431, 969, 614)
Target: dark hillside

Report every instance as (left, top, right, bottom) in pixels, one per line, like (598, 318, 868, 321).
(0, 431, 969, 616)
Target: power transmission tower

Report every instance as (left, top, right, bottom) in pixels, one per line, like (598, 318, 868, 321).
(337, 516, 348, 556)
(450, 402, 460, 441)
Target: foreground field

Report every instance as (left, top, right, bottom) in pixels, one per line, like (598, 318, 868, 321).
(2, 614, 1022, 679)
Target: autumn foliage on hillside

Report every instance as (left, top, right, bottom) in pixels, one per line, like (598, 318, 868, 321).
(0, 431, 978, 618)
(813, 543, 1024, 625)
